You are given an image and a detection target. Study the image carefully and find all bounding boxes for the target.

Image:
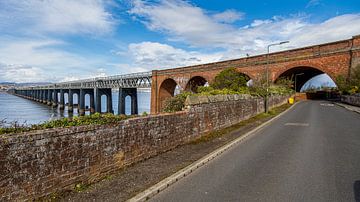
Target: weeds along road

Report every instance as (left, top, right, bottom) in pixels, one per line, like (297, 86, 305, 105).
(150, 100, 360, 202)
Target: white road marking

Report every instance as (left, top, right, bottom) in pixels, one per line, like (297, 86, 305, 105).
(284, 123, 309, 127)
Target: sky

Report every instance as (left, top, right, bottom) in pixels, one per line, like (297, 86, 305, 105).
(0, 0, 360, 83)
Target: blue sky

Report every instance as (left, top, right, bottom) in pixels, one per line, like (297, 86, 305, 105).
(0, 0, 360, 83)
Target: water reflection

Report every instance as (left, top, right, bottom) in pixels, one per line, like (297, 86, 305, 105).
(0, 90, 150, 125)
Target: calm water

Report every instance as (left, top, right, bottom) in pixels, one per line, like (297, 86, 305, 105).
(0, 90, 151, 125)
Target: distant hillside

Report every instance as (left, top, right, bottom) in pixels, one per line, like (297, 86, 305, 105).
(0, 82, 52, 87)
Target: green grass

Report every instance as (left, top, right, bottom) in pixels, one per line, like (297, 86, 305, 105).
(190, 103, 291, 144)
(0, 113, 133, 135)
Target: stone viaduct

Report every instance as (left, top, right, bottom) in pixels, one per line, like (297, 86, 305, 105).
(150, 35, 360, 113)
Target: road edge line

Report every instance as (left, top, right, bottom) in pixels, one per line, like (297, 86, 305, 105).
(333, 102, 360, 114)
(127, 102, 299, 202)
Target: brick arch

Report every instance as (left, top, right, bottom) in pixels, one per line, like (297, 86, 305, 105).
(273, 62, 339, 92)
(158, 78, 178, 112)
(235, 68, 256, 81)
(272, 61, 337, 83)
(185, 76, 208, 92)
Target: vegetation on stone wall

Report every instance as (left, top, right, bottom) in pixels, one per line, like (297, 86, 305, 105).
(163, 92, 192, 112)
(0, 113, 131, 135)
(336, 64, 360, 95)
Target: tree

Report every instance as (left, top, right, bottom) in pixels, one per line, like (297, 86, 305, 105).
(211, 68, 250, 91)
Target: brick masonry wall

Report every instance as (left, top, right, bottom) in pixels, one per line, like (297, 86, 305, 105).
(0, 95, 289, 200)
(341, 95, 360, 107)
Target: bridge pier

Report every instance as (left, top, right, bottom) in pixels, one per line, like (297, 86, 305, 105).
(52, 89, 58, 107)
(78, 89, 96, 115)
(118, 88, 138, 115)
(68, 89, 74, 112)
(79, 89, 86, 115)
(42, 90, 47, 103)
(47, 89, 52, 105)
(95, 88, 113, 114)
(59, 89, 65, 110)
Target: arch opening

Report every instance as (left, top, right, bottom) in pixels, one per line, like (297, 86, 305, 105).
(64, 93, 69, 105)
(275, 66, 336, 92)
(125, 95, 132, 115)
(85, 94, 90, 110)
(72, 93, 78, 105)
(101, 95, 107, 113)
(185, 76, 208, 93)
(158, 78, 178, 111)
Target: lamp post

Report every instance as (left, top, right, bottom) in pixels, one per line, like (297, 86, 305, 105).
(294, 73, 304, 93)
(265, 41, 289, 113)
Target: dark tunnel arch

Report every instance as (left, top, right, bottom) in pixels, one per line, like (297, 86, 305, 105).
(275, 66, 336, 92)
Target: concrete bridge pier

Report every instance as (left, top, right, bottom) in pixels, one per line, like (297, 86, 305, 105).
(79, 89, 86, 116)
(34, 90, 38, 101)
(59, 89, 65, 110)
(52, 89, 59, 107)
(88, 90, 95, 114)
(118, 88, 138, 115)
(95, 88, 113, 114)
(78, 89, 95, 115)
(47, 89, 52, 105)
(68, 89, 74, 112)
(69, 89, 80, 113)
(42, 90, 48, 104)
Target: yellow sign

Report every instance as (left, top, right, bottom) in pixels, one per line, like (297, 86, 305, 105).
(288, 97, 294, 104)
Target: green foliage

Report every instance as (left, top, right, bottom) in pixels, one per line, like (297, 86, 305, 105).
(211, 68, 250, 91)
(275, 77, 294, 88)
(336, 64, 360, 95)
(141, 111, 148, 116)
(0, 113, 130, 135)
(163, 92, 193, 113)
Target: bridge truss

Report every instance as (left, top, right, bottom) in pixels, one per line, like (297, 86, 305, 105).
(16, 71, 152, 90)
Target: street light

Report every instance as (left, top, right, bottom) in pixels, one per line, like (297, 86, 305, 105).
(294, 73, 304, 93)
(265, 41, 289, 113)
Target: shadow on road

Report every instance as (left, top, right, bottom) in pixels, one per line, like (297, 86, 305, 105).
(355, 180, 360, 202)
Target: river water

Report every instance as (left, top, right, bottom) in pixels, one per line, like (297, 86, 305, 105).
(0, 90, 151, 125)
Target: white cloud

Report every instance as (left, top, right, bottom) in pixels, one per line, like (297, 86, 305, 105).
(0, 63, 47, 83)
(0, 0, 115, 35)
(212, 9, 244, 23)
(123, 41, 223, 70)
(130, 1, 360, 56)
(306, 0, 321, 8)
(0, 37, 112, 82)
(129, 0, 234, 47)
(251, 19, 272, 27)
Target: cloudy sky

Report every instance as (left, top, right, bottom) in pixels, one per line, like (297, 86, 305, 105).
(0, 0, 360, 83)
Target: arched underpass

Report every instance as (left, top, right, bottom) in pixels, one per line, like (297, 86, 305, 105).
(275, 66, 336, 92)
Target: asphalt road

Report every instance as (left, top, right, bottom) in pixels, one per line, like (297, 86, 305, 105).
(150, 101, 360, 202)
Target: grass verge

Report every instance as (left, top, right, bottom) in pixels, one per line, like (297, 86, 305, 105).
(191, 103, 291, 144)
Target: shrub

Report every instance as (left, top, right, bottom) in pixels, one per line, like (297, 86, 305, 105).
(211, 68, 250, 91)
(0, 113, 131, 135)
(336, 64, 360, 95)
(162, 92, 192, 112)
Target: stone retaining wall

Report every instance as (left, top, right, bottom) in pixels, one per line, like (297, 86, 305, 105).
(0, 95, 289, 200)
(341, 95, 360, 107)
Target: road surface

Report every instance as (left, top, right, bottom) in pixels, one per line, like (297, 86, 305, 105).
(150, 101, 360, 202)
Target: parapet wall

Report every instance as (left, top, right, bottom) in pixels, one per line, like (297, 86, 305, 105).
(341, 95, 360, 107)
(0, 95, 289, 200)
